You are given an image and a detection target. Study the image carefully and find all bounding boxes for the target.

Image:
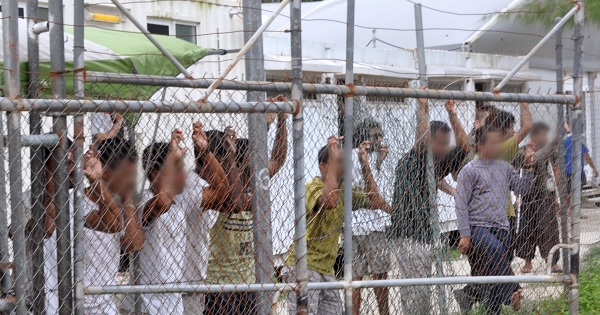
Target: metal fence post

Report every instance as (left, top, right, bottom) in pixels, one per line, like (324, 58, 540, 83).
(343, 0, 356, 313)
(2, 0, 27, 313)
(26, 0, 47, 313)
(49, 0, 73, 312)
(242, 0, 274, 313)
(569, 1, 584, 315)
(290, 0, 308, 313)
(73, 0, 86, 312)
(554, 18, 570, 295)
(414, 4, 448, 314)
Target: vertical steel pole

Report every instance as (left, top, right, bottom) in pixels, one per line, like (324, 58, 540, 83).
(49, 0, 73, 313)
(569, 2, 584, 315)
(27, 0, 47, 315)
(73, 0, 85, 312)
(554, 19, 570, 293)
(290, 0, 307, 313)
(27, 0, 46, 313)
(415, 4, 447, 314)
(343, 0, 356, 314)
(2, 1, 26, 314)
(588, 72, 599, 172)
(0, 116, 7, 294)
(243, 0, 273, 313)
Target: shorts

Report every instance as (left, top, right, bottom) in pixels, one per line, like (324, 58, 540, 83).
(204, 292, 257, 315)
(286, 269, 342, 315)
(352, 231, 391, 277)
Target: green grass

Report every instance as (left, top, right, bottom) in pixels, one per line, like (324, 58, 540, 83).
(467, 245, 600, 314)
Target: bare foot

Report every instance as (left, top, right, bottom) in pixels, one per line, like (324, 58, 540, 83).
(510, 289, 524, 311)
(551, 265, 563, 273)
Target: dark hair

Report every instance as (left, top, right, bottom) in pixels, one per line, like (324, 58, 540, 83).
(475, 104, 496, 121)
(487, 109, 515, 135)
(474, 125, 502, 149)
(142, 142, 169, 174)
(97, 137, 138, 170)
(430, 120, 451, 136)
(236, 138, 249, 168)
(318, 145, 330, 164)
(531, 122, 550, 136)
(352, 119, 382, 148)
(41, 136, 74, 166)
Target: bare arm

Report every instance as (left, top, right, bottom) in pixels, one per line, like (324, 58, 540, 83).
(415, 96, 429, 146)
(446, 100, 469, 152)
(84, 181, 123, 233)
(584, 152, 599, 177)
(193, 121, 230, 211)
(513, 102, 532, 144)
(358, 141, 391, 212)
(268, 113, 289, 177)
(316, 136, 343, 210)
(43, 174, 57, 238)
(93, 113, 123, 143)
(437, 180, 456, 196)
(121, 198, 145, 253)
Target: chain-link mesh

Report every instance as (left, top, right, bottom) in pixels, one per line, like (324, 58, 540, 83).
(0, 69, 582, 315)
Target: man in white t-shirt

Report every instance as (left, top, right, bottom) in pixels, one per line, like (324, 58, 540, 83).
(351, 119, 392, 315)
(136, 121, 230, 315)
(83, 137, 145, 315)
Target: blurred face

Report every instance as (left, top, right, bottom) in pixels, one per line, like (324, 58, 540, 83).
(431, 131, 451, 158)
(530, 130, 549, 151)
(477, 131, 503, 159)
(104, 160, 137, 198)
(369, 128, 384, 152)
(320, 149, 345, 181)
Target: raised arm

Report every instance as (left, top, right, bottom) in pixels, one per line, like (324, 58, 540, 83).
(268, 112, 289, 177)
(142, 130, 183, 225)
(357, 140, 391, 212)
(194, 121, 230, 211)
(415, 94, 429, 146)
(445, 100, 469, 152)
(121, 195, 145, 253)
(93, 113, 124, 143)
(316, 136, 343, 210)
(83, 150, 123, 233)
(513, 102, 532, 144)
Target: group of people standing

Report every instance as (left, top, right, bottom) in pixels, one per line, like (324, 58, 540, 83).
(1, 94, 595, 315)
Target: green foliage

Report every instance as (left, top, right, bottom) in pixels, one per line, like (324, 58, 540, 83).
(507, 0, 600, 27)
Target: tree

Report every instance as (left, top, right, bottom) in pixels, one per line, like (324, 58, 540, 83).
(505, 0, 600, 27)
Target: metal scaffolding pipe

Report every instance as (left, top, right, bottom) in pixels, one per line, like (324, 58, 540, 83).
(290, 0, 308, 313)
(2, 134, 59, 147)
(343, 0, 356, 313)
(569, 2, 585, 315)
(493, 4, 579, 92)
(84, 275, 570, 295)
(85, 72, 578, 104)
(109, 0, 192, 78)
(0, 99, 296, 114)
(201, 0, 290, 101)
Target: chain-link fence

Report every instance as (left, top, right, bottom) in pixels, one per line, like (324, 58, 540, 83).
(0, 0, 592, 314)
(0, 77, 582, 315)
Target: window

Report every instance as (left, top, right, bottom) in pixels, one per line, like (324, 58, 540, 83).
(147, 21, 197, 45)
(0, 7, 25, 18)
(147, 23, 169, 36)
(175, 24, 197, 44)
(39, 7, 48, 21)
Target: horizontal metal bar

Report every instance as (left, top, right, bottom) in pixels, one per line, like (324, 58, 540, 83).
(85, 275, 569, 295)
(0, 98, 296, 114)
(85, 71, 577, 104)
(2, 134, 59, 147)
(205, 49, 242, 56)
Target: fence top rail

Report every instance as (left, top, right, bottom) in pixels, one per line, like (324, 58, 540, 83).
(86, 71, 577, 105)
(0, 98, 296, 114)
(84, 275, 570, 295)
